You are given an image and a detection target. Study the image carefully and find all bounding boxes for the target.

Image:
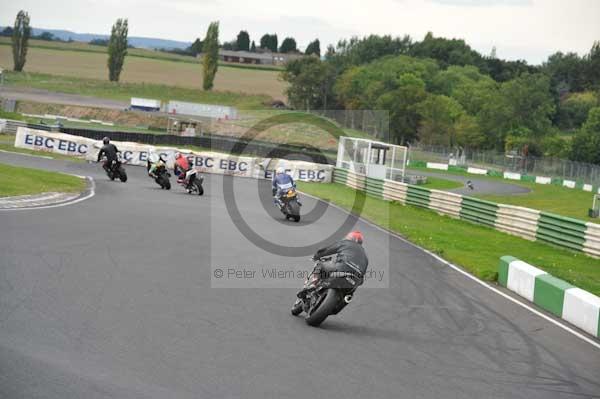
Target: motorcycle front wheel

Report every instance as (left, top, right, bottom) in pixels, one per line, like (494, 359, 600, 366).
(305, 288, 339, 327)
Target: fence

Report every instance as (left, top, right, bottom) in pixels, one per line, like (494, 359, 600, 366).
(332, 167, 600, 258)
(410, 144, 600, 187)
(0, 119, 53, 134)
(59, 127, 337, 165)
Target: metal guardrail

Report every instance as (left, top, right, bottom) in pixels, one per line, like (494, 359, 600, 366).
(0, 119, 53, 134)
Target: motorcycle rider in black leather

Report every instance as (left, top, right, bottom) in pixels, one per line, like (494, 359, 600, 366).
(298, 231, 368, 298)
(96, 137, 119, 173)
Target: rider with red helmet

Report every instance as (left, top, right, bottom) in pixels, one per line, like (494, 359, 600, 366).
(298, 231, 369, 298)
(174, 152, 192, 184)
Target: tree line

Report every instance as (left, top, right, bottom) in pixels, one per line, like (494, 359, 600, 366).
(0, 25, 74, 43)
(282, 33, 600, 165)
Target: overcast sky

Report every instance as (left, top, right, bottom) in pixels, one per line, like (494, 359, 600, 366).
(1, 0, 599, 64)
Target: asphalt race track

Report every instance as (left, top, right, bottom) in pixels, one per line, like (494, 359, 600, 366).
(1, 152, 599, 399)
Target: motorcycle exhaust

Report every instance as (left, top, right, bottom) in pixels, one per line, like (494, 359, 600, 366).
(344, 295, 353, 304)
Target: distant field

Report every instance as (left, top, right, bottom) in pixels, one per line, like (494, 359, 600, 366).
(0, 44, 286, 101)
(0, 37, 284, 71)
(4, 71, 273, 109)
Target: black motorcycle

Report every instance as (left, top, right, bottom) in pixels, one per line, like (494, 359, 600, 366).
(102, 153, 127, 182)
(276, 187, 301, 222)
(291, 257, 363, 326)
(147, 160, 171, 190)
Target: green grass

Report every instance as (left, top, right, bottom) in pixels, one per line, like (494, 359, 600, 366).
(422, 176, 464, 190)
(0, 110, 25, 120)
(0, 162, 86, 197)
(4, 71, 271, 109)
(409, 166, 598, 222)
(0, 142, 86, 162)
(297, 181, 600, 296)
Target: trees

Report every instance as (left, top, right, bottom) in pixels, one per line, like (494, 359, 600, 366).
(260, 34, 278, 52)
(37, 31, 55, 41)
(375, 73, 427, 143)
(189, 38, 203, 56)
(221, 40, 236, 50)
(583, 41, 600, 90)
(416, 94, 465, 147)
(236, 30, 250, 52)
(542, 51, 585, 94)
(11, 10, 31, 72)
(279, 37, 297, 53)
(305, 39, 321, 57)
(1, 27, 14, 37)
(409, 32, 483, 69)
(90, 38, 109, 46)
(499, 73, 555, 136)
(571, 107, 600, 163)
(250, 40, 256, 52)
(327, 34, 412, 71)
(281, 57, 336, 110)
(557, 92, 598, 130)
(107, 18, 128, 82)
(202, 21, 219, 91)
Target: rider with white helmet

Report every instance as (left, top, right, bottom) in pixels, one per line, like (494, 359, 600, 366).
(272, 166, 295, 203)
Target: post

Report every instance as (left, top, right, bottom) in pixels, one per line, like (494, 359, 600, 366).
(390, 146, 396, 180)
(366, 141, 372, 176)
(336, 136, 345, 169)
(402, 146, 407, 181)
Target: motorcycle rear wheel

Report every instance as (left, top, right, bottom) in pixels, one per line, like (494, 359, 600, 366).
(289, 200, 301, 222)
(118, 167, 127, 182)
(193, 180, 204, 196)
(305, 288, 339, 327)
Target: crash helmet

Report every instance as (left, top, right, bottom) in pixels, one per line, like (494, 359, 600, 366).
(345, 231, 364, 245)
(175, 152, 182, 159)
(102, 137, 110, 145)
(276, 166, 286, 175)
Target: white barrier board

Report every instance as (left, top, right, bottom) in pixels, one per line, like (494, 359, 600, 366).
(14, 127, 332, 182)
(426, 162, 449, 171)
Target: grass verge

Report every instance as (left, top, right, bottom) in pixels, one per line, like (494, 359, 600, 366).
(0, 162, 86, 197)
(0, 142, 86, 162)
(297, 181, 600, 296)
(422, 176, 464, 190)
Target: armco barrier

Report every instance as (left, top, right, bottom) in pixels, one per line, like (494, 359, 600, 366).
(459, 197, 498, 228)
(406, 185, 431, 208)
(365, 177, 384, 199)
(495, 205, 540, 241)
(498, 256, 600, 338)
(584, 223, 600, 258)
(332, 168, 600, 258)
(536, 212, 586, 252)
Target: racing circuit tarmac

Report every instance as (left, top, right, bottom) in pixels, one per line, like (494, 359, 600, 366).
(0, 152, 599, 399)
